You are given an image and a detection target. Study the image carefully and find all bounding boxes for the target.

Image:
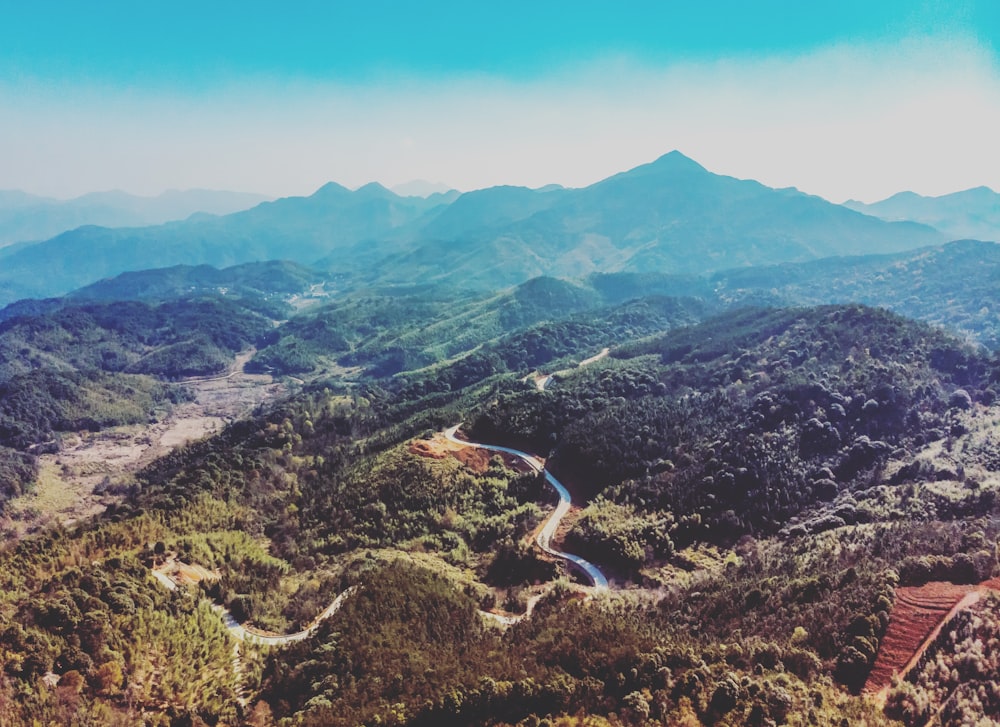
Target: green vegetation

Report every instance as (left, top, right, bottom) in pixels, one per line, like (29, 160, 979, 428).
(706, 239, 1000, 350)
(68, 260, 326, 306)
(249, 276, 707, 382)
(0, 521, 242, 725)
(0, 151, 942, 305)
(0, 296, 274, 507)
(473, 306, 998, 555)
(3, 295, 1000, 724)
(7, 151, 1000, 725)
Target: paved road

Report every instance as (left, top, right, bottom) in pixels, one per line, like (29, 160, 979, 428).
(534, 347, 609, 392)
(151, 567, 357, 647)
(149, 419, 612, 644)
(215, 587, 357, 646)
(445, 425, 609, 590)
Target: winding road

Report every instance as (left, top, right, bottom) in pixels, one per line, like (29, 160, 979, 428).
(445, 424, 609, 590)
(151, 568, 356, 646)
(150, 424, 609, 646)
(214, 587, 356, 646)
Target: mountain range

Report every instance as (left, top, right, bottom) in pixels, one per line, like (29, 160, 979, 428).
(0, 188, 270, 248)
(0, 152, 946, 306)
(367, 152, 943, 288)
(5, 153, 1000, 725)
(845, 186, 1000, 242)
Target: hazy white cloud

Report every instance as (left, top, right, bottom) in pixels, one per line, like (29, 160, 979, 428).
(1, 34, 998, 202)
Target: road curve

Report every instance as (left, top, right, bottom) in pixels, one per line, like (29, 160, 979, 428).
(151, 569, 356, 647)
(214, 586, 357, 646)
(445, 425, 609, 590)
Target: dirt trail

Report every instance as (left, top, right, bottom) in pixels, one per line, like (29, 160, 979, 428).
(480, 590, 547, 626)
(216, 587, 357, 646)
(521, 346, 611, 392)
(577, 347, 610, 367)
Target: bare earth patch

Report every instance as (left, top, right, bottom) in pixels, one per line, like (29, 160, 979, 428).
(152, 554, 221, 589)
(1, 356, 285, 539)
(866, 579, 1000, 699)
(409, 432, 530, 475)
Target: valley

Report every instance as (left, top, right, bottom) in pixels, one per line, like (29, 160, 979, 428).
(1, 353, 285, 540)
(1, 153, 1000, 726)
(8, 2, 1000, 723)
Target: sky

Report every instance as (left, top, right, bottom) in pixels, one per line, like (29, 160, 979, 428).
(1, 1, 998, 202)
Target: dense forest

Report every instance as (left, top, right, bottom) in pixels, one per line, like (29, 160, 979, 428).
(3, 289, 1000, 725)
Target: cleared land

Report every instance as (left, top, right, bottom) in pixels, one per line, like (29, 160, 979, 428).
(1, 359, 284, 539)
(865, 579, 1000, 696)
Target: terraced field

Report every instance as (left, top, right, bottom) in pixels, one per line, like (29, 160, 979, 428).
(865, 583, 981, 694)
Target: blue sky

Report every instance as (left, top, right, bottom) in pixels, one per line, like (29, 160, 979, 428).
(1, 1, 998, 200)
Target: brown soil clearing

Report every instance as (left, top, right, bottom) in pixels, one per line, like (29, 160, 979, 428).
(410, 433, 534, 475)
(865, 581, 996, 696)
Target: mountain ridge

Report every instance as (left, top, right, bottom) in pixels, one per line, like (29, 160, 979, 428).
(845, 186, 1000, 242)
(0, 188, 272, 247)
(0, 152, 945, 305)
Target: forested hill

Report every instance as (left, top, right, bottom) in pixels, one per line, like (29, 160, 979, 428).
(472, 304, 998, 539)
(703, 239, 1000, 349)
(247, 275, 711, 379)
(245, 238, 1000, 382)
(5, 298, 1000, 724)
(67, 260, 327, 302)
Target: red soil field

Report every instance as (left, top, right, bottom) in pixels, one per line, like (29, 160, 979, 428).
(864, 582, 987, 694)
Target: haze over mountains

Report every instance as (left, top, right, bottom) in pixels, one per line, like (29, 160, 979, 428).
(845, 186, 1000, 242)
(0, 188, 271, 248)
(389, 179, 459, 198)
(0, 151, 949, 306)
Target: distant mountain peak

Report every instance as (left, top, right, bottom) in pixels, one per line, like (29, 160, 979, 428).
(650, 150, 708, 173)
(844, 185, 1000, 242)
(603, 151, 709, 185)
(311, 182, 352, 199)
(956, 185, 997, 200)
(883, 190, 925, 203)
(354, 182, 396, 199)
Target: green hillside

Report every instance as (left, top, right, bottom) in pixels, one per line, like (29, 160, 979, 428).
(371, 152, 943, 289)
(0, 298, 275, 505)
(3, 300, 1000, 724)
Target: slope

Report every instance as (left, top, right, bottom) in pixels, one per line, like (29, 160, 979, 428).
(2, 298, 1000, 725)
(705, 239, 1000, 348)
(0, 188, 270, 247)
(0, 152, 945, 306)
(846, 186, 1000, 242)
(0, 183, 446, 304)
(373, 151, 944, 289)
